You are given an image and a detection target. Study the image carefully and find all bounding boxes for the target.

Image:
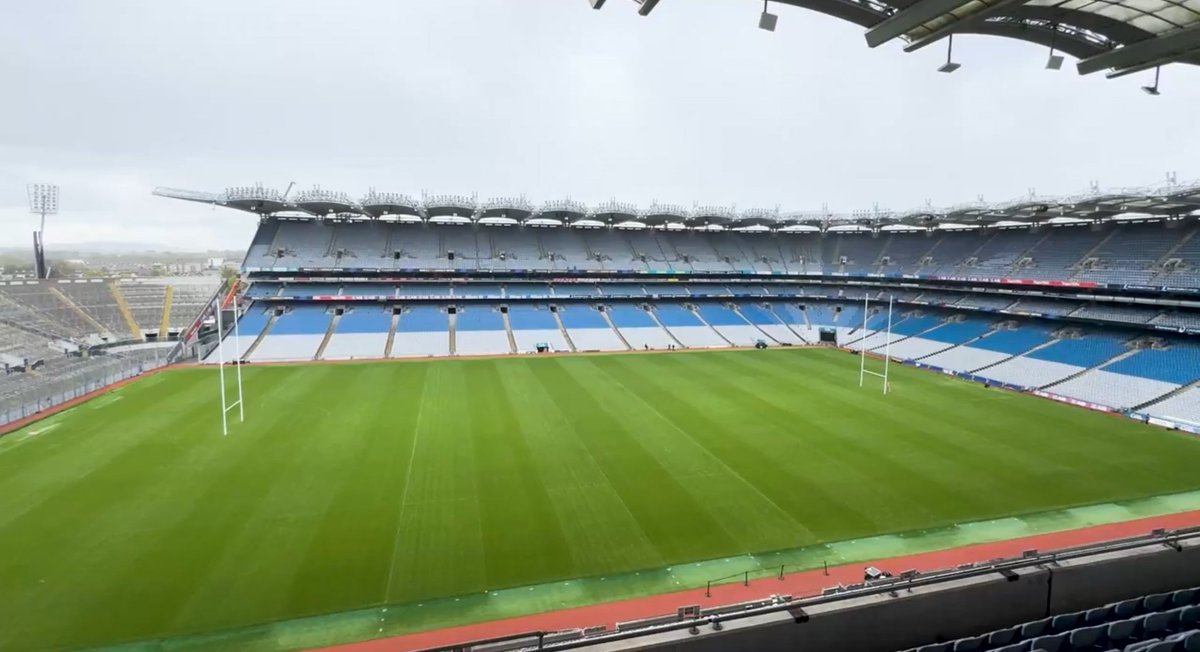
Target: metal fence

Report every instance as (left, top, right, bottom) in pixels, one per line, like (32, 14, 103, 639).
(0, 349, 170, 429)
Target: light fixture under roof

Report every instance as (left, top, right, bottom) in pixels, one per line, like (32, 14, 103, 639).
(1141, 66, 1162, 95)
(759, 0, 777, 31)
(938, 34, 960, 73)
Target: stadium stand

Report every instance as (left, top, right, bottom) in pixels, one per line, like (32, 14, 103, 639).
(451, 305, 511, 355)
(390, 305, 450, 357)
(559, 305, 628, 352)
(508, 304, 570, 353)
(248, 305, 329, 362)
(321, 305, 391, 360)
(608, 304, 676, 350)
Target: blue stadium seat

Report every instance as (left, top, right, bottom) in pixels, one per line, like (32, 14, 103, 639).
(654, 304, 702, 327)
(271, 306, 331, 335)
(994, 643, 1031, 652)
(924, 320, 994, 344)
(696, 304, 747, 326)
(507, 306, 557, 330)
(1172, 590, 1197, 608)
(456, 306, 505, 331)
(334, 306, 392, 334)
(1028, 336, 1128, 366)
(1098, 347, 1200, 384)
(972, 326, 1053, 355)
(608, 305, 656, 328)
(559, 307, 608, 329)
(736, 303, 779, 325)
(398, 306, 447, 333)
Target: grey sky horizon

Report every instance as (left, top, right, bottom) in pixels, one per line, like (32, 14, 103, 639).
(2, 0, 1198, 252)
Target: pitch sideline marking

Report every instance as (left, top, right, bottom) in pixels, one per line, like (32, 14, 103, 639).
(382, 370, 432, 602)
(590, 361, 819, 542)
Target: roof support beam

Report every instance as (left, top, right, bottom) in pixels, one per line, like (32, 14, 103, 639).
(900, 0, 1029, 51)
(1104, 44, 1200, 77)
(864, 0, 975, 47)
(1077, 23, 1200, 75)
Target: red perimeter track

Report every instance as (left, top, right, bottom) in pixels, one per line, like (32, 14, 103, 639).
(326, 510, 1200, 652)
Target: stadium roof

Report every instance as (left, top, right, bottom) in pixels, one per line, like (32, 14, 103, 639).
(153, 179, 1200, 229)
(594, 0, 1200, 80)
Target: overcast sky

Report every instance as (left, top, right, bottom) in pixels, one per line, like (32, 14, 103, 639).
(1, 0, 1198, 251)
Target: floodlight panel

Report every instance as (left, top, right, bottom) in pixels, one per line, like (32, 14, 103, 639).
(759, 11, 778, 31)
(27, 184, 60, 215)
(938, 62, 961, 73)
(1046, 54, 1065, 70)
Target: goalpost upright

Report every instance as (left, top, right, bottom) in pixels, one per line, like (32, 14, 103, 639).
(858, 293, 894, 395)
(214, 294, 245, 436)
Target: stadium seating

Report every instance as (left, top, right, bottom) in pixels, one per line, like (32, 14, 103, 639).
(391, 305, 450, 357)
(248, 305, 330, 361)
(736, 303, 807, 344)
(608, 304, 676, 350)
(559, 305, 628, 351)
(900, 586, 1200, 652)
(452, 305, 511, 355)
(235, 218, 1200, 290)
(508, 305, 569, 352)
(321, 306, 391, 360)
(1144, 388, 1200, 427)
(695, 303, 761, 346)
(654, 304, 726, 348)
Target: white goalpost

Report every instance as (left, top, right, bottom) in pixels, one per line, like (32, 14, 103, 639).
(214, 297, 245, 436)
(858, 293, 894, 395)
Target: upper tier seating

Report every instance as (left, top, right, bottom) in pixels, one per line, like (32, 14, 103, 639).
(240, 218, 1200, 289)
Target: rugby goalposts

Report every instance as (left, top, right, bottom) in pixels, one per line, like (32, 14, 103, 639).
(857, 293, 894, 395)
(214, 295, 245, 436)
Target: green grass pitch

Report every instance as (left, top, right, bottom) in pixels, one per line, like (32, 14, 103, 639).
(3, 347, 1200, 650)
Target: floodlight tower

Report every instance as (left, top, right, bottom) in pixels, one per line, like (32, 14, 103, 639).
(27, 184, 58, 279)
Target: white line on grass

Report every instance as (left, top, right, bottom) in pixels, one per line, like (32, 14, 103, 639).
(590, 361, 819, 542)
(382, 371, 431, 603)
